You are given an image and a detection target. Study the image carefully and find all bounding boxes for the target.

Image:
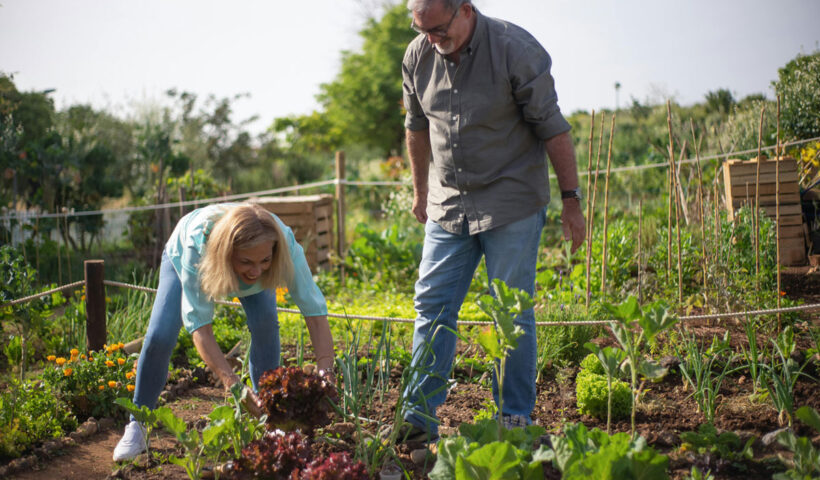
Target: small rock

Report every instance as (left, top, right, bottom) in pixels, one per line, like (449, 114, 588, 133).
(43, 440, 61, 454)
(762, 427, 790, 446)
(69, 431, 83, 442)
(737, 375, 746, 385)
(134, 452, 151, 468)
(302, 364, 316, 375)
(655, 431, 679, 448)
(0, 466, 7, 477)
(659, 355, 680, 370)
(324, 422, 356, 437)
(159, 390, 172, 402)
(410, 447, 433, 465)
(79, 419, 99, 436)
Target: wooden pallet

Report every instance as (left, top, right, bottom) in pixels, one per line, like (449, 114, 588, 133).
(249, 194, 334, 273)
(723, 157, 806, 266)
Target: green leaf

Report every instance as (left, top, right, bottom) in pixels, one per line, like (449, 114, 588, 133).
(795, 406, 820, 432)
(638, 359, 668, 380)
(155, 407, 187, 437)
(429, 436, 472, 480)
(459, 441, 524, 479)
(477, 327, 503, 359)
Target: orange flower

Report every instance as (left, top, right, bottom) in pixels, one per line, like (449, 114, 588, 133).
(98, 385, 105, 391)
(70, 348, 80, 357)
(47, 355, 56, 362)
(117, 342, 124, 349)
(125, 371, 135, 380)
(56, 357, 67, 366)
(105, 360, 115, 367)
(108, 380, 117, 388)
(276, 287, 289, 303)
(117, 358, 126, 365)
(64, 368, 73, 376)
(127, 385, 135, 392)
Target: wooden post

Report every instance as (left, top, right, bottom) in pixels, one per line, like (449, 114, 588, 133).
(84, 260, 106, 352)
(335, 151, 346, 281)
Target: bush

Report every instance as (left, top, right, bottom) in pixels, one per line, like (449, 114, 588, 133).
(575, 371, 632, 421)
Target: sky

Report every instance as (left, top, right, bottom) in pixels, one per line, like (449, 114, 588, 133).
(1, 0, 819, 137)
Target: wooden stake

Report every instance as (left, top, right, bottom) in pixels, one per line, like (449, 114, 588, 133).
(584, 111, 596, 311)
(673, 141, 684, 304)
(638, 196, 643, 304)
(335, 151, 347, 283)
(776, 96, 782, 328)
(666, 101, 675, 284)
(601, 114, 616, 296)
(754, 105, 765, 290)
(589, 114, 606, 298)
(690, 120, 708, 298)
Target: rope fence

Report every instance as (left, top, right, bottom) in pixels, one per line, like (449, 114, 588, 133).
(5, 278, 816, 329)
(2, 136, 818, 223)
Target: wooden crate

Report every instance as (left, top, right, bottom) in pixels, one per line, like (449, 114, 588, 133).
(249, 194, 334, 273)
(723, 157, 806, 265)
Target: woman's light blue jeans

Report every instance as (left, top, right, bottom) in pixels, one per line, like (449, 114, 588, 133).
(132, 251, 280, 411)
(404, 208, 546, 435)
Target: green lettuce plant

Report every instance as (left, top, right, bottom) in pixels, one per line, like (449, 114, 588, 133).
(583, 345, 629, 433)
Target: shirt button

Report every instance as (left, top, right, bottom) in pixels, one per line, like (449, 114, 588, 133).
(452, 115, 457, 121)
(454, 89, 459, 94)
(453, 143, 458, 148)
(458, 168, 463, 172)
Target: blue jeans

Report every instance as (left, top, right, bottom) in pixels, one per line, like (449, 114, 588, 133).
(404, 208, 546, 435)
(132, 252, 281, 411)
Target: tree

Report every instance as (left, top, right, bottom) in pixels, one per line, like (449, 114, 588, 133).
(774, 51, 820, 141)
(704, 89, 735, 115)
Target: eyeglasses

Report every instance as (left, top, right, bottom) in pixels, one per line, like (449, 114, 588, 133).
(411, 6, 459, 37)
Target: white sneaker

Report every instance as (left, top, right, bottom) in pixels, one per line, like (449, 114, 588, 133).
(112, 420, 146, 461)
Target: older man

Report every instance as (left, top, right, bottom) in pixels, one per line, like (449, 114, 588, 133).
(397, 0, 585, 442)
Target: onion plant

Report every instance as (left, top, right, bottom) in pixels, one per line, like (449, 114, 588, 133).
(677, 331, 740, 425)
(761, 326, 815, 426)
(739, 316, 765, 393)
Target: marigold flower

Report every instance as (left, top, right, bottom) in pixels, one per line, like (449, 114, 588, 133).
(232, 297, 240, 304)
(108, 380, 117, 388)
(56, 357, 67, 366)
(117, 342, 124, 349)
(105, 360, 115, 367)
(64, 368, 73, 376)
(70, 348, 80, 356)
(117, 358, 126, 365)
(99, 385, 105, 391)
(126, 371, 135, 380)
(127, 384, 135, 392)
(47, 355, 56, 362)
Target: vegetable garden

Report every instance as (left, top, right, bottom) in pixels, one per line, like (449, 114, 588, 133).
(2, 41, 820, 480)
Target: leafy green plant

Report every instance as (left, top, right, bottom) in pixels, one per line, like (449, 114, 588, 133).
(774, 406, 820, 480)
(534, 303, 599, 379)
(429, 418, 552, 480)
(583, 344, 629, 433)
(475, 278, 533, 441)
(0, 377, 77, 461)
(739, 316, 765, 393)
(575, 370, 632, 423)
(677, 331, 741, 425)
(547, 422, 669, 479)
(605, 296, 677, 436)
(679, 423, 754, 467)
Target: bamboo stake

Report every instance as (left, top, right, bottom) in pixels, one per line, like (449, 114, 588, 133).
(690, 120, 708, 298)
(600, 114, 616, 296)
(674, 141, 684, 304)
(589, 114, 606, 298)
(666, 102, 674, 283)
(776, 95, 782, 329)
(584, 110, 596, 311)
(754, 104, 765, 290)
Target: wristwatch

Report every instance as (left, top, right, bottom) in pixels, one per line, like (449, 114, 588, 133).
(561, 187, 582, 201)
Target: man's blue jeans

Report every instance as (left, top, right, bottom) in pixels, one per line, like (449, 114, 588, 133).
(404, 208, 546, 435)
(132, 252, 281, 411)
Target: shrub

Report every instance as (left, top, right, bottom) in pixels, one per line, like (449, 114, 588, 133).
(575, 371, 632, 421)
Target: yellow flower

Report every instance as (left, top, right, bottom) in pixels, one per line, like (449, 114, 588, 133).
(47, 355, 56, 362)
(127, 385, 135, 392)
(98, 385, 105, 391)
(70, 348, 80, 356)
(232, 297, 240, 304)
(56, 357, 67, 366)
(117, 342, 124, 349)
(64, 368, 73, 376)
(117, 358, 126, 365)
(276, 287, 289, 303)
(125, 371, 135, 380)
(108, 380, 117, 388)
(105, 360, 115, 367)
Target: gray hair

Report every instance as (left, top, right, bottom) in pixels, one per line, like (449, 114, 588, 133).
(407, 0, 471, 13)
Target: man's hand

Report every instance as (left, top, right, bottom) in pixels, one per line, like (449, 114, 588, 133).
(412, 193, 428, 224)
(561, 198, 586, 253)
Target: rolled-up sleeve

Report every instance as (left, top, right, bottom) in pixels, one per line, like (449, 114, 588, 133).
(281, 222, 327, 317)
(403, 49, 429, 132)
(511, 45, 571, 140)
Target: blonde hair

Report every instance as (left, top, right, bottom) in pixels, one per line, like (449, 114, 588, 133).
(199, 203, 293, 300)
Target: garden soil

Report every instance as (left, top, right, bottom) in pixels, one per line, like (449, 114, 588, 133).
(4, 270, 819, 480)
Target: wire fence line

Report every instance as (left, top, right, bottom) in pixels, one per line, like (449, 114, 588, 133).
(2, 136, 818, 223)
(4, 279, 817, 328)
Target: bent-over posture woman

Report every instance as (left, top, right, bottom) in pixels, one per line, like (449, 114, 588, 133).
(113, 203, 334, 461)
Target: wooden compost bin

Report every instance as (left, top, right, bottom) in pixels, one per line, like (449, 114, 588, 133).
(723, 157, 806, 266)
(249, 194, 333, 273)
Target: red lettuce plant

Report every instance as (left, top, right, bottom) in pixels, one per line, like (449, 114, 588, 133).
(300, 452, 370, 480)
(257, 366, 338, 433)
(233, 431, 311, 479)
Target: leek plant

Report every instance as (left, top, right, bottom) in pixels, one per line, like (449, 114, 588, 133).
(677, 331, 740, 425)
